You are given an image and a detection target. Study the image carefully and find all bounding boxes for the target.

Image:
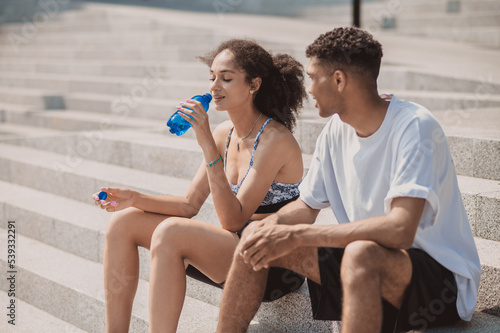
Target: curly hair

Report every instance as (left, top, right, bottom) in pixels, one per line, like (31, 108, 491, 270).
(198, 39, 306, 131)
(306, 27, 383, 82)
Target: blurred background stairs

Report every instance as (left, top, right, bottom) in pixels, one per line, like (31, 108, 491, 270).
(0, 0, 499, 332)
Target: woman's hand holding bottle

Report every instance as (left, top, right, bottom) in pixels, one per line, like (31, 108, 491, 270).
(176, 98, 214, 146)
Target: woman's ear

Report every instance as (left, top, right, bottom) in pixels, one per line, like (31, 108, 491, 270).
(250, 77, 262, 94)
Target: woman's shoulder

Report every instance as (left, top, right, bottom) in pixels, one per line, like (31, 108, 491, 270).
(264, 119, 297, 143)
(259, 119, 301, 156)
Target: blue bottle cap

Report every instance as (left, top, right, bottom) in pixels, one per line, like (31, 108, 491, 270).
(98, 191, 107, 201)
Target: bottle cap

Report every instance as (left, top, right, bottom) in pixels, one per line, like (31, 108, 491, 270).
(98, 191, 107, 201)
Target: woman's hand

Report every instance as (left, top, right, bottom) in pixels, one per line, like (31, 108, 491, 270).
(177, 99, 212, 146)
(92, 187, 135, 212)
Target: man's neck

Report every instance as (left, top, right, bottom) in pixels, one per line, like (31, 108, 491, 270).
(341, 93, 391, 138)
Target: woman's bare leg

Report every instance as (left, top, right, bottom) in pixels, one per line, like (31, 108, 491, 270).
(104, 207, 169, 333)
(148, 217, 239, 333)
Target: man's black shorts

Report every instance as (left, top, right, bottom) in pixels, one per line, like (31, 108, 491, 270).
(307, 247, 461, 332)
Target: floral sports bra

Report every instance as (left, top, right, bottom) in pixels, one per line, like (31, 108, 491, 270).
(224, 118, 301, 214)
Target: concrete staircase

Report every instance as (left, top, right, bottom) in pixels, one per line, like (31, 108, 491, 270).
(0, 1, 499, 332)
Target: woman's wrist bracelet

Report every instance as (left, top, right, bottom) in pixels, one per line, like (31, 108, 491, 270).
(206, 154, 222, 167)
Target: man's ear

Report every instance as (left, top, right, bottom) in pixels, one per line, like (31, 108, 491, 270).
(250, 77, 262, 94)
(332, 70, 347, 93)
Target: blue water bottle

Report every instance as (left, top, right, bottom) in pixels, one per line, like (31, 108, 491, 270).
(167, 93, 212, 136)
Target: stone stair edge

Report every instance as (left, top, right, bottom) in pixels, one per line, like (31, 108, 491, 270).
(0, 142, 195, 203)
(0, 290, 87, 333)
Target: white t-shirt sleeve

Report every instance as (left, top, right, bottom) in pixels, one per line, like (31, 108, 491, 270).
(383, 118, 440, 228)
(299, 127, 331, 210)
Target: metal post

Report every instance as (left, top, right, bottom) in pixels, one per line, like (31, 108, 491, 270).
(353, 0, 361, 27)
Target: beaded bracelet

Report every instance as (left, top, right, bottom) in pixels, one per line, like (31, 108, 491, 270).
(206, 155, 222, 167)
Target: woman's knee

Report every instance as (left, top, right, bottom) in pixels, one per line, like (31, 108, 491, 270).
(150, 217, 186, 256)
(105, 207, 143, 243)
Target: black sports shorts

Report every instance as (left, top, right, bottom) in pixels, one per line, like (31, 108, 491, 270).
(307, 247, 461, 332)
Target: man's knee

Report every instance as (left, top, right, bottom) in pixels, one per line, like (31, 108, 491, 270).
(341, 240, 383, 283)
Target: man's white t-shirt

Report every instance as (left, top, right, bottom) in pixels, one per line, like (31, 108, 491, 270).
(299, 95, 481, 321)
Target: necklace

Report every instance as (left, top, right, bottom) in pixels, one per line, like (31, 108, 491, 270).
(235, 113, 262, 151)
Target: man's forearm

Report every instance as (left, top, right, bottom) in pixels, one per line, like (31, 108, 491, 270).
(290, 197, 423, 250)
(291, 215, 416, 250)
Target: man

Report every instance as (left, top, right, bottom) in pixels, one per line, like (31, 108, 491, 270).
(216, 27, 481, 333)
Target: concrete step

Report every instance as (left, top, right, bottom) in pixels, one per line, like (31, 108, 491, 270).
(0, 59, 209, 80)
(0, 86, 65, 109)
(427, 27, 500, 49)
(378, 67, 500, 95)
(0, 71, 207, 99)
(0, 233, 278, 333)
(0, 30, 236, 46)
(62, 92, 229, 123)
(0, 45, 214, 61)
(0, 104, 161, 132)
(399, 0, 500, 15)
(382, 90, 500, 111)
(0, 20, 172, 34)
(0, 122, 62, 138)
(0, 290, 86, 333)
(396, 11, 500, 31)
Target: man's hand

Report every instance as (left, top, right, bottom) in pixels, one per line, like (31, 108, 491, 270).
(239, 220, 298, 271)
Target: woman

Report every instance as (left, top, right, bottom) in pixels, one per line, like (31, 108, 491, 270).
(93, 39, 307, 333)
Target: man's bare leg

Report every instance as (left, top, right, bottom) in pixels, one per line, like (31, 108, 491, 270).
(217, 224, 321, 333)
(341, 240, 412, 332)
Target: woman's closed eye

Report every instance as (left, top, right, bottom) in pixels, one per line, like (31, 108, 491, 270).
(209, 77, 232, 82)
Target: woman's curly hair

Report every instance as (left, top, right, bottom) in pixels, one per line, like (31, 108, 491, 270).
(198, 39, 307, 131)
(306, 27, 383, 82)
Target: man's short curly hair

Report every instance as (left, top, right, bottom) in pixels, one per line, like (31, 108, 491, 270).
(306, 27, 383, 82)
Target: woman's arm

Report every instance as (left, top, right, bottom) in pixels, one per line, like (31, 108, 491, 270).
(178, 101, 301, 232)
(93, 160, 211, 216)
(133, 160, 211, 216)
